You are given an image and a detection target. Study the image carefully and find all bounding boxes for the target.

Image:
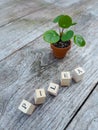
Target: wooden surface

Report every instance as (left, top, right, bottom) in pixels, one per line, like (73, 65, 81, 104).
(66, 84, 98, 130)
(0, 0, 98, 130)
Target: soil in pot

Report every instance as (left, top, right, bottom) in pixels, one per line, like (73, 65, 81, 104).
(53, 40, 70, 48)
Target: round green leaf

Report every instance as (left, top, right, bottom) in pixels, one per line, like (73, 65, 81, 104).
(61, 30, 74, 42)
(43, 30, 60, 43)
(53, 15, 64, 23)
(59, 15, 72, 28)
(74, 35, 86, 47)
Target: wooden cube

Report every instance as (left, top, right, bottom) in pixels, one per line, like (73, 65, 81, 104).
(72, 67, 85, 82)
(18, 99, 36, 115)
(48, 83, 59, 96)
(34, 88, 46, 104)
(61, 71, 71, 86)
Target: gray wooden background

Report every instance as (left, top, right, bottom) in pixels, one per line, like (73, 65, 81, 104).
(0, 0, 98, 130)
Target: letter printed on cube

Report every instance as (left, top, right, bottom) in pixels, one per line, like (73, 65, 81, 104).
(72, 67, 85, 82)
(48, 83, 59, 96)
(61, 71, 71, 86)
(34, 88, 46, 104)
(18, 99, 36, 115)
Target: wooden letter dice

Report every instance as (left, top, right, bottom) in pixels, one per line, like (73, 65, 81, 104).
(18, 99, 36, 115)
(34, 88, 46, 104)
(72, 67, 85, 82)
(61, 71, 71, 86)
(48, 83, 59, 96)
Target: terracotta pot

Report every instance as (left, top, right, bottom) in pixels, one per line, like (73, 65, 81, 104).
(51, 41, 71, 59)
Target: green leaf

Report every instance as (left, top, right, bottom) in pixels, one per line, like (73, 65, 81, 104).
(61, 30, 74, 42)
(74, 35, 86, 47)
(59, 15, 72, 28)
(43, 30, 60, 43)
(71, 22, 77, 26)
(53, 15, 64, 23)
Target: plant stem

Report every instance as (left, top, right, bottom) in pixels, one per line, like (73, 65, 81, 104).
(59, 28, 60, 35)
(60, 28, 64, 38)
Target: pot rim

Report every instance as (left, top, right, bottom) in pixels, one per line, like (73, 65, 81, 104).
(51, 40, 71, 50)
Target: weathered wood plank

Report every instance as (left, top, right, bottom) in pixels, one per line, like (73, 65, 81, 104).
(0, 0, 96, 61)
(66, 84, 98, 130)
(0, 6, 59, 62)
(0, 0, 51, 27)
(0, 4, 98, 129)
(0, 0, 83, 27)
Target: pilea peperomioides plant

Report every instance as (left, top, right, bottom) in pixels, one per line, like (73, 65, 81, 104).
(43, 14, 86, 58)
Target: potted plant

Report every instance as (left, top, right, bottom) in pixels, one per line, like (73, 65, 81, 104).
(43, 14, 86, 59)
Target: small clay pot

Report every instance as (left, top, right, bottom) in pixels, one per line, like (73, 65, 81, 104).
(51, 40, 71, 59)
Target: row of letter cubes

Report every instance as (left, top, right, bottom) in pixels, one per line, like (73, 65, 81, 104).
(18, 67, 85, 115)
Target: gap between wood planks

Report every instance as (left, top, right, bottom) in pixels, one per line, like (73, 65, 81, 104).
(0, 25, 57, 63)
(64, 81, 98, 130)
(0, 0, 59, 28)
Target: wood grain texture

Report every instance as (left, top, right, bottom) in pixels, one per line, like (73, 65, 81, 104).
(0, 0, 98, 130)
(66, 84, 98, 130)
(0, 13, 98, 130)
(0, 0, 50, 27)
